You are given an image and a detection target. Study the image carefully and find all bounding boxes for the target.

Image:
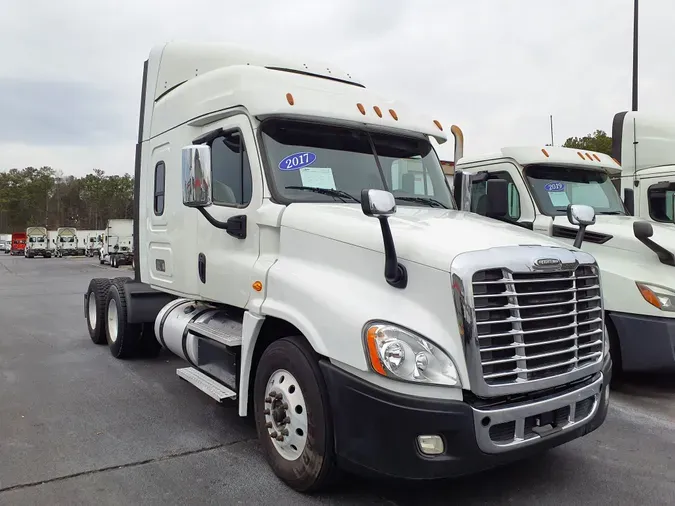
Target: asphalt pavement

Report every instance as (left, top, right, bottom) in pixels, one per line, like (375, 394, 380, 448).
(0, 255, 673, 505)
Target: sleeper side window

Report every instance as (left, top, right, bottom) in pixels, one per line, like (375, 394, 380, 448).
(154, 161, 166, 215)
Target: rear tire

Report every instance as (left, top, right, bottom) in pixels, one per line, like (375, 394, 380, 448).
(105, 278, 141, 359)
(86, 278, 112, 345)
(253, 336, 337, 492)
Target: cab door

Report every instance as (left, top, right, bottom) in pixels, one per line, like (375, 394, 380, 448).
(194, 114, 262, 308)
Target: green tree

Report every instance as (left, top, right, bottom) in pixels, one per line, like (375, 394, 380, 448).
(562, 130, 612, 156)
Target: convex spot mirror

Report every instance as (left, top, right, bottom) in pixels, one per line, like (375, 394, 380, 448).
(361, 189, 396, 217)
(182, 145, 213, 208)
(567, 204, 596, 226)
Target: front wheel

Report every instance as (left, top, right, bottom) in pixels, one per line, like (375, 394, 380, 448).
(253, 336, 337, 492)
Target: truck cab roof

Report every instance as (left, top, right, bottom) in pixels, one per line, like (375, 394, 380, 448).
(458, 146, 621, 176)
(143, 42, 448, 145)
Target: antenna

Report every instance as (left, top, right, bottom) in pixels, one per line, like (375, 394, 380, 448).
(632, 117, 639, 185)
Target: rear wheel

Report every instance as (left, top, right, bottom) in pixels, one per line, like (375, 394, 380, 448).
(86, 278, 112, 344)
(253, 336, 337, 492)
(105, 278, 141, 359)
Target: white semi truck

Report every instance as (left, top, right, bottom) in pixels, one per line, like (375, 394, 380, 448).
(100, 219, 133, 268)
(612, 111, 675, 224)
(54, 227, 80, 257)
(452, 129, 675, 375)
(82, 42, 611, 492)
(85, 230, 104, 257)
(25, 226, 52, 258)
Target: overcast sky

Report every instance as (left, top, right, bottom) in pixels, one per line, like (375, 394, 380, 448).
(1, 0, 673, 176)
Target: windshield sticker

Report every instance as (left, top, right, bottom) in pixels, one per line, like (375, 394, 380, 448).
(279, 152, 317, 171)
(544, 182, 565, 192)
(299, 167, 336, 190)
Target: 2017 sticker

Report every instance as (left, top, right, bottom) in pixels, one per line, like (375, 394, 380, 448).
(278, 152, 316, 171)
(545, 182, 565, 192)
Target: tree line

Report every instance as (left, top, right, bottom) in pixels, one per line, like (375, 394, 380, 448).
(0, 167, 134, 233)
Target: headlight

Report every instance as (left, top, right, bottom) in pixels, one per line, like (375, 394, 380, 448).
(364, 323, 461, 387)
(636, 282, 675, 312)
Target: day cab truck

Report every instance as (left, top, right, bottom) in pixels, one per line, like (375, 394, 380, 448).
(54, 227, 79, 257)
(10, 232, 26, 256)
(100, 219, 133, 268)
(25, 226, 52, 258)
(82, 42, 611, 492)
(452, 129, 675, 375)
(85, 230, 104, 257)
(612, 111, 675, 224)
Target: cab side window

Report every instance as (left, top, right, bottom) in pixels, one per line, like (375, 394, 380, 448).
(648, 184, 675, 223)
(211, 131, 252, 207)
(470, 171, 521, 220)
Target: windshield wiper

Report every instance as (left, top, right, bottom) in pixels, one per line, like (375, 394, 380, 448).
(285, 186, 360, 203)
(597, 211, 625, 215)
(395, 196, 449, 209)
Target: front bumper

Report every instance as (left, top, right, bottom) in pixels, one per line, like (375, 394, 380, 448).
(610, 311, 675, 373)
(320, 355, 611, 480)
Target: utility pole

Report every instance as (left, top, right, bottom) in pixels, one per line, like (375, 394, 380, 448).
(632, 0, 639, 111)
(549, 115, 555, 146)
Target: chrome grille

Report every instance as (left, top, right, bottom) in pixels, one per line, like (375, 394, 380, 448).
(471, 264, 603, 387)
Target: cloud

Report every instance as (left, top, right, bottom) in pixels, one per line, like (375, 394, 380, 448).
(1, 0, 674, 175)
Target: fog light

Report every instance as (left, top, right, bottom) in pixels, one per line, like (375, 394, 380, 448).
(417, 435, 444, 455)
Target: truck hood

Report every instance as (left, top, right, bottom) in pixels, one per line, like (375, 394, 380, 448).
(556, 214, 675, 258)
(281, 204, 575, 271)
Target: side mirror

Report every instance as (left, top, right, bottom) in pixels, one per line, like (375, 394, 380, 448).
(361, 189, 407, 289)
(623, 188, 634, 216)
(485, 179, 509, 218)
(634, 220, 675, 266)
(452, 170, 471, 211)
(361, 189, 396, 217)
(667, 192, 675, 223)
(182, 145, 212, 207)
(567, 204, 596, 248)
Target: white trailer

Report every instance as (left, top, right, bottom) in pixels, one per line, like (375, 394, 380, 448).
(54, 227, 79, 257)
(612, 111, 675, 224)
(100, 219, 133, 268)
(82, 42, 611, 492)
(453, 130, 675, 376)
(25, 226, 52, 258)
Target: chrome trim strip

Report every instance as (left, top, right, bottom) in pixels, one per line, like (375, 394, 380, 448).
(472, 374, 603, 454)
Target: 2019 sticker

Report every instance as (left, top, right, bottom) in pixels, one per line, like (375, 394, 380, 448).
(278, 152, 316, 171)
(544, 182, 565, 192)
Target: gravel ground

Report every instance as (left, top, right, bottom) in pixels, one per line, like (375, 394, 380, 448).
(0, 255, 673, 505)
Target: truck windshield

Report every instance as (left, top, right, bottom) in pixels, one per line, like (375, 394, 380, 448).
(524, 165, 626, 216)
(260, 119, 455, 209)
(29, 237, 45, 242)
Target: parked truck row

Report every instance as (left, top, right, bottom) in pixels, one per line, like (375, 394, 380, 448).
(1, 220, 134, 269)
(83, 42, 613, 493)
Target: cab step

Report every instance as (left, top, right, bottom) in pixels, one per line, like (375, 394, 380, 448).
(187, 321, 242, 347)
(176, 367, 237, 402)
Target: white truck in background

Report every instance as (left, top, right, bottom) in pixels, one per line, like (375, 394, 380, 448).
(452, 127, 675, 376)
(0, 233, 10, 253)
(85, 230, 104, 257)
(54, 227, 79, 257)
(612, 111, 675, 224)
(25, 226, 52, 258)
(82, 42, 611, 492)
(100, 219, 133, 268)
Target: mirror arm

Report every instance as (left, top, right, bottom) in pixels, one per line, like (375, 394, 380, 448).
(198, 207, 229, 230)
(573, 225, 587, 249)
(377, 217, 407, 289)
(634, 233, 675, 267)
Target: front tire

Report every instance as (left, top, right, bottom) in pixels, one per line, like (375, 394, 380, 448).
(253, 336, 337, 492)
(86, 278, 112, 344)
(105, 279, 141, 359)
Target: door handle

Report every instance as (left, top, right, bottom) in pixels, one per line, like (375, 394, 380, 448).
(198, 253, 206, 284)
